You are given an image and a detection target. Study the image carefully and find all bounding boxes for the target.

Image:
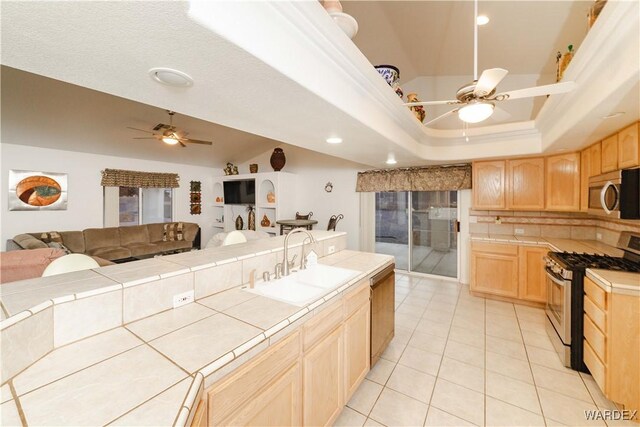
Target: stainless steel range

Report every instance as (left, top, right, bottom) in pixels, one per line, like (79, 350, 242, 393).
(544, 232, 640, 371)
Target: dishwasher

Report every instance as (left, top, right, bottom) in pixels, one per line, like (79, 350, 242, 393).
(370, 264, 395, 367)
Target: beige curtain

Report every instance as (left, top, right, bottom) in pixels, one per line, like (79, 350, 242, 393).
(356, 164, 471, 192)
(100, 169, 180, 188)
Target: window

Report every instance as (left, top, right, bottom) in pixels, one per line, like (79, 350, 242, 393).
(104, 187, 173, 227)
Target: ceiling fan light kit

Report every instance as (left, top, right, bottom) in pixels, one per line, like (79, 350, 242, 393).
(458, 101, 495, 123)
(162, 136, 179, 145)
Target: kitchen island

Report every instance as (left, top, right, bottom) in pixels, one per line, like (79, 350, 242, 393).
(0, 231, 394, 426)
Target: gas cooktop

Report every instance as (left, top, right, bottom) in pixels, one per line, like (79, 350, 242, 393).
(549, 251, 640, 273)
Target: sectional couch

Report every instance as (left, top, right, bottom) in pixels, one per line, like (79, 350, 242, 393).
(9, 222, 201, 262)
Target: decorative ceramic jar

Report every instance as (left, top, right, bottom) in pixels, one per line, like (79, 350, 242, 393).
(261, 215, 271, 227)
(392, 81, 403, 99)
(246, 206, 256, 231)
(266, 191, 276, 203)
(556, 45, 574, 82)
(270, 148, 286, 171)
(588, 0, 607, 28)
(374, 65, 400, 86)
(406, 93, 426, 123)
(249, 164, 258, 173)
(235, 215, 244, 230)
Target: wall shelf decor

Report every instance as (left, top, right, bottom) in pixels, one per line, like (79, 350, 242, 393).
(190, 180, 202, 215)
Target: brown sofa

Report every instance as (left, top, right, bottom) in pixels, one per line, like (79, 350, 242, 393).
(10, 222, 201, 262)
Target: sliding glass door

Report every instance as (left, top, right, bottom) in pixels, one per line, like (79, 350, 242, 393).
(375, 192, 409, 270)
(375, 191, 458, 278)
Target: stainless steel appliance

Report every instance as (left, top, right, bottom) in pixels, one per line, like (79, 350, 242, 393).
(588, 168, 640, 219)
(370, 264, 395, 367)
(544, 232, 640, 370)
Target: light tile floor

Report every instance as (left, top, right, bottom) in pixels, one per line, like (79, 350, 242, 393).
(334, 273, 633, 427)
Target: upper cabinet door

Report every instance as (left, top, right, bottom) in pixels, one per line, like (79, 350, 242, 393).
(473, 160, 506, 210)
(601, 135, 619, 172)
(507, 158, 545, 210)
(589, 142, 602, 177)
(618, 122, 640, 169)
(546, 153, 581, 211)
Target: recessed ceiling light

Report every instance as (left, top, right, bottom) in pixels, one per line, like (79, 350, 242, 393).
(326, 137, 343, 144)
(386, 156, 397, 165)
(477, 15, 490, 25)
(602, 112, 625, 119)
(149, 68, 194, 87)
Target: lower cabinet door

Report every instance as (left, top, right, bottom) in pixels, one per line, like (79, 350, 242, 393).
(221, 363, 302, 427)
(303, 325, 344, 427)
(518, 246, 548, 303)
(344, 304, 370, 401)
(471, 251, 519, 298)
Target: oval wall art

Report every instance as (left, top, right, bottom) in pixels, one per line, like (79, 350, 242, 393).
(8, 170, 68, 211)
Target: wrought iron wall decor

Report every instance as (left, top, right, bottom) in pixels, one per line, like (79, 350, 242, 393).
(190, 181, 202, 215)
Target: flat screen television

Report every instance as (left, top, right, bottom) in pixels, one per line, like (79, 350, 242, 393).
(223, 179, 255, 205)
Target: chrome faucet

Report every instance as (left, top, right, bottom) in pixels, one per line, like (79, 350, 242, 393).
(282, 228, 317, 276)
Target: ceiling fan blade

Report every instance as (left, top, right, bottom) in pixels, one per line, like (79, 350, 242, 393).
(494, 81, 577, 101)
(474, 68, 509, 97)
(424, 109, 459, 126)
(179, 141, 187, 148)
(127, 127, 155, 134)
(404, 100, 460, 107)
(132, 137, 158, 140)
(182, 138, 213, 146)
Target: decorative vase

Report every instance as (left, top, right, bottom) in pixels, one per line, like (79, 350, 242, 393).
(557, 45, 574, 82)
(392, 81, 403, 99)
(235, 215, 244, 230)
(374, 65, 400, 86)
(266, 191, 276, 203)
(406, 93, 426, 123)
(249, 164, 258, 174)
(247, 206, 256, 231)
(588, 0, 607, 28)
(261, 215, 271, 227)
(270, 148, 286, 171)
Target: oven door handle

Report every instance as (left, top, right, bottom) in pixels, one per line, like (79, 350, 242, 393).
(545, 269, 568, 286)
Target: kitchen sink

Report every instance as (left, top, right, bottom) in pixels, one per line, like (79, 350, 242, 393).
(241, 264, 360, 307)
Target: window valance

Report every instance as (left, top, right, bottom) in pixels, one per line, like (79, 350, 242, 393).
(355, 164, 471, 192)
(100, 169, 180, 188)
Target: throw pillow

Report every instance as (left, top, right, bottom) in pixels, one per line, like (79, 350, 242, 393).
(40, 231, 63, 244)
(163, 222, 184, 242)
(46, 241, 71, 254)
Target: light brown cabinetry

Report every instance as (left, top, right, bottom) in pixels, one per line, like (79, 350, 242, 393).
(518, 246, 547, 303)
(601, 134, 619, 172)
(303, 326, 344, 427)
(588, 142, 602, 177)
(344, 304, 370, 401)
(545, 153, 581, 211)
(583, 276, 639, 414)
(507, 158, 545, 210)
(472, 160, 506, 209)
(617, 122, 640, 169)
(580, 148, 590, 212)
(471, 242, 548, 305)
(470, 242, 519, 298)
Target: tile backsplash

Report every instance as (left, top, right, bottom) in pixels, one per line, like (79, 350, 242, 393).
(469, 210, 640, 246)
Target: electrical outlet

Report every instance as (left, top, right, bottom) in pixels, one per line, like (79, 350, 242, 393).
(173, 290, 194, 308)
(514, 228, 525, 235)
(596, 232, 603, 240)
(327, 245, 336, 254)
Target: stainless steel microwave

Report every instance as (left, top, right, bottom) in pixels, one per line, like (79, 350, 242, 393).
(588, 169, 640, 219)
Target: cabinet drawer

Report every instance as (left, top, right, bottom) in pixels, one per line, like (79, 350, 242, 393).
(471, 242, 518, 256)
(584, 295, 607, 332)
(304, 299, 343, 351)
(208, 331, 300, 425)
(344, 280, 369, 318)
(584, 277, 607, 310)
(584, 314, 607, 363)
(584, 339, 607, 393)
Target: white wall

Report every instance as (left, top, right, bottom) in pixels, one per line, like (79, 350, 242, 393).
(237, 146, 368, 250)
(1, 143, 219, 249)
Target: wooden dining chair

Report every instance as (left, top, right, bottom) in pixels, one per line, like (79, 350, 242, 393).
(295, 211, 313, 220)
(327, 214, 344, 231)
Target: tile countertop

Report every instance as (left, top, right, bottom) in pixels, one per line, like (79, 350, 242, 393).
(470, 233, 639, 294)
(4, 249, 394, 426)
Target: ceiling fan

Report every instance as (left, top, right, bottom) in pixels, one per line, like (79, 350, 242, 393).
(127, 111, 213, 147)
(404, 0, 577, 127)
